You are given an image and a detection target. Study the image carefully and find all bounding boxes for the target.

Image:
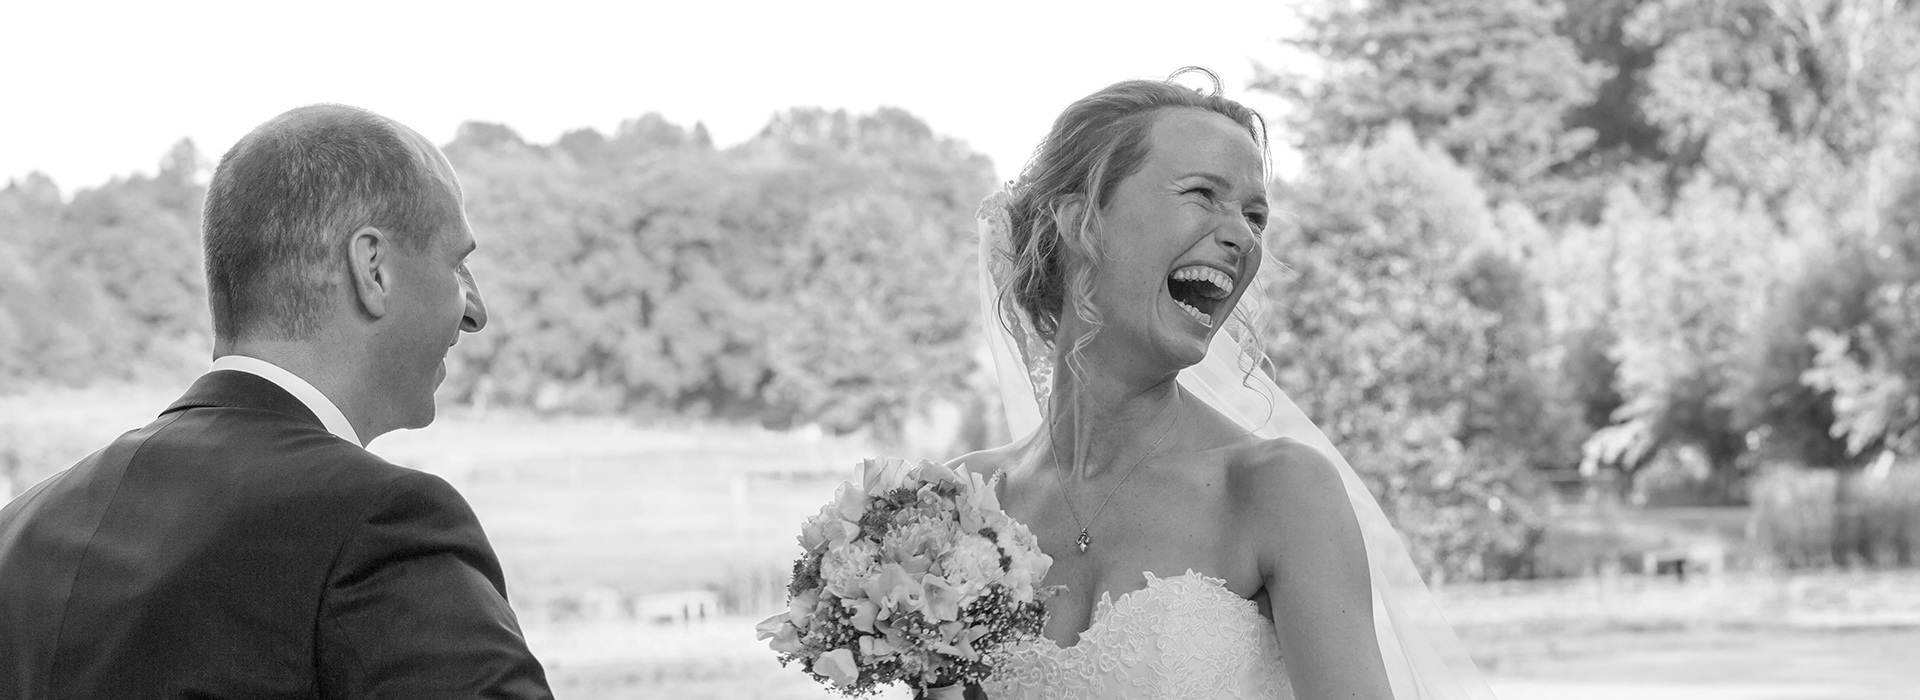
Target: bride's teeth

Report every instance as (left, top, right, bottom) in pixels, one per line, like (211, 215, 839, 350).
(1175, 299, 1214, 328)
(1171, 266, 1235, 298)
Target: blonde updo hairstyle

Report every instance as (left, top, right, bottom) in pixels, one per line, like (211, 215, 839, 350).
(999, 68, 1269, 382)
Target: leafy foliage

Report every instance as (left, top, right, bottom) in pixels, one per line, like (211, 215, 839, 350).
(2, 112, 992, 443)
(1269, 0, 1920, 513)
(1265, 128, 1557, 582)
(1262, 0, 1606, 216)
(0, 143, 209, 391)
(1591, 182, 1779, 494)
(1800, 154, 1920, 460)
(440, 109, 994, 437)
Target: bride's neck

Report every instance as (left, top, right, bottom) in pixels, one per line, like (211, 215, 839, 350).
(1044, 371, 1182, 480)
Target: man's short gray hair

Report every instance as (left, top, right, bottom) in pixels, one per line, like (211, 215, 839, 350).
(202, 104, 460, 342)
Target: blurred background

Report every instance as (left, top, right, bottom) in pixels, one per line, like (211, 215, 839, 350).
(5, 1, 1920, 698)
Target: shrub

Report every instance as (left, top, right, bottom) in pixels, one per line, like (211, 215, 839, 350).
(1750, 462, 1920, 568)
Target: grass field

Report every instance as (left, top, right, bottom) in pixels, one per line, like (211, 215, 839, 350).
(8, 386, 1920, 699)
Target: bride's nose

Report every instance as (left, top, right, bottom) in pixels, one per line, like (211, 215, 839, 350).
(1213, 215, 1257, 259)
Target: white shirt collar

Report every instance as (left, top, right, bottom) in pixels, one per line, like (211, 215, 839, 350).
(209, 355, 362, 446)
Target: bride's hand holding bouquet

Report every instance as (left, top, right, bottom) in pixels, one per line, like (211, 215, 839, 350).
(758, 457, 1056, 698)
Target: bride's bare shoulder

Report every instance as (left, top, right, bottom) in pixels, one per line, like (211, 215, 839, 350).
(943, 442, 1025, 479)
(1227, 437, 1353, 526)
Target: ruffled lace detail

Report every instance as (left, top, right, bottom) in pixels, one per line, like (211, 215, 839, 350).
(984, 571, 1293, 700)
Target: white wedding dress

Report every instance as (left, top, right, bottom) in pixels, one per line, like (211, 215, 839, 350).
(983, 571, 1293, 700)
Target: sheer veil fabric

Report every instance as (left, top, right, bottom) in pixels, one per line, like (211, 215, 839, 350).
(974, 192, 1497, 700)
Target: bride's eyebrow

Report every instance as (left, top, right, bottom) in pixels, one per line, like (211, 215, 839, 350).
(1172, 172, 1233, 188)
(1174, 172, 1262, 202)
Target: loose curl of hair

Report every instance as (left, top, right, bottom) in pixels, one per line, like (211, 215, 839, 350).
(998, 67, 1270, 383)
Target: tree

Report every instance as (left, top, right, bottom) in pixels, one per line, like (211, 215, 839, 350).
(1262, 0, 1606, 217)
(1265, 127, 1546, 582)
(1456, 242, 1586, 474)
(0, 142, 209, 390)
(1271, 0, 1920, 511)
(1799, 138, 1920, 463)
(746, 108, 992, 435)
(441, 108, 994, 438)
(1589, 182, 1779, 499)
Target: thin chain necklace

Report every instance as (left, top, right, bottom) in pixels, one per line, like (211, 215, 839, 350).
(1046, 391, 1182, 554)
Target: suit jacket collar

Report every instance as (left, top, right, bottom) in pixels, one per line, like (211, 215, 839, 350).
(163, 370, 325, 430)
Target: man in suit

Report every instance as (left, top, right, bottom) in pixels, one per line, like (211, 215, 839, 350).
(0, 104, 553, 699)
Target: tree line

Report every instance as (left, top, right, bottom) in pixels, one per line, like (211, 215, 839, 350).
(0, 109, 996, 443)
(1260, 0, 1920, 574)
(7, 0, 1920, 580)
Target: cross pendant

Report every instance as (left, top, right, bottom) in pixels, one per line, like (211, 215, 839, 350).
(1076, 528, 1091, 553)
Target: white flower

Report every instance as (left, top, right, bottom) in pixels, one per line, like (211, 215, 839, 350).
(957, 464, 1002, 512)
(931, 621, 989, 661)
(861, 563, 927, 616)
(859, 633, 897, 659)
(834, 481, 867, 523)
(860, 456, 915, 495)
(974, 507, 1017, 540)
(755, 614, 804, 653)
(882, 521, 946, 572)
(997, 525, 1053, 604)
(798, 511, 830, 552)
(921, 574, 963, 622)
(846, 597, 881, 633)
(787, 588, 820, 629)
(940, 534, 1003, 600)
(821, 539, 880, 599)
(909, 459, 961, 488)
(813, 647, 860, 687)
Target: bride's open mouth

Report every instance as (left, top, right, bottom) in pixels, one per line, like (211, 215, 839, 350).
(1166, 264, 1235, 328)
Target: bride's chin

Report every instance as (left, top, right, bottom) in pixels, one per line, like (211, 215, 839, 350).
(1148, 330, 1212, 369)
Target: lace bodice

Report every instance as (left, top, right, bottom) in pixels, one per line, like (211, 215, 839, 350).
(984, 571, 1294, 700)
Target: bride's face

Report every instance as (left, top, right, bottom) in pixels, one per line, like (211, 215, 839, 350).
(1077, 108, 1266, 371)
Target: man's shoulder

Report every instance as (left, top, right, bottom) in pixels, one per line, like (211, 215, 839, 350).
(98, 405, 441, 526)
(0, 410, 196, 525)
(158, 403, 400, 472)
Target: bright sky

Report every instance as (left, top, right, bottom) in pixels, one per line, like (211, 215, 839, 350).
(1, 0, 1306, 192)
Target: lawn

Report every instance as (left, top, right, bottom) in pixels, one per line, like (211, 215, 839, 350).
(8, 387, 1920, 699)
(370, 408, 1920, 700)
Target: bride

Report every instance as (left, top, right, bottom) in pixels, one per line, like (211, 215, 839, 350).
(951, 69, 1496, 700)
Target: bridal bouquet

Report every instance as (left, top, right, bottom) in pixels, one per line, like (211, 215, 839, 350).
(758, 457, 1055, 697)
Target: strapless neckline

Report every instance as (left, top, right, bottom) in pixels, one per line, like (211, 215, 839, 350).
(1044, 570, 1258, 651)
(987, 569, 1294, 700)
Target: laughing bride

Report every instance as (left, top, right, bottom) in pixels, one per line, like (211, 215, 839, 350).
(950, 68, 1496, 700)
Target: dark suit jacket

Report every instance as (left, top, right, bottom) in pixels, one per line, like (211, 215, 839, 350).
(0, 371, 552, 699)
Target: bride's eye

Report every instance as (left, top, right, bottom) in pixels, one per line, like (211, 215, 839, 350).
(1184, 186, 1216, 200)
(1245, 211, 1268, 233)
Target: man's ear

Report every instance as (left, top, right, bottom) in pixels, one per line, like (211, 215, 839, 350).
(346, 226, 393, 318)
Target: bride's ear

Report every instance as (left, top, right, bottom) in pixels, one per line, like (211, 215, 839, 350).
(1049, 195, 1089, 239)
(1048, 195, 1104, 269)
